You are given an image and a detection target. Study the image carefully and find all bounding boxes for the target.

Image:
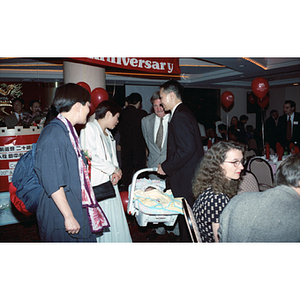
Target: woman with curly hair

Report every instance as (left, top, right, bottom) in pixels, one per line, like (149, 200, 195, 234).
(192, 141, 245, 242)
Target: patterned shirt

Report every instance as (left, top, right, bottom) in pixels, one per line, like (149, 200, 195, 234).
(192, 187, 230, 242)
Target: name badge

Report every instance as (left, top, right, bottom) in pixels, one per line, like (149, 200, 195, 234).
(294, 121, 299, 125)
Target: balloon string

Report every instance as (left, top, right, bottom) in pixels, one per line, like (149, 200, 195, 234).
(227, 113, 229, 140)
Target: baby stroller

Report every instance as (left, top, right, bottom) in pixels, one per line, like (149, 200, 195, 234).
(127, 167, 183, 227)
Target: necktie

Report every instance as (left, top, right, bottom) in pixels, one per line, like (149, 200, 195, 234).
(156, 117, 164, 149)
(286, 116, 292, 141)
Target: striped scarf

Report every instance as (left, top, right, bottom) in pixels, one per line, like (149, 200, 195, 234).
(56, 114, 109, 233)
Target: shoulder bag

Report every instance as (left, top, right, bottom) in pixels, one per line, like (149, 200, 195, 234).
(93, 133, 116, 202)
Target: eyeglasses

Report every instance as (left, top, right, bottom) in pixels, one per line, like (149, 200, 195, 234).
(223, 160, 244, 167)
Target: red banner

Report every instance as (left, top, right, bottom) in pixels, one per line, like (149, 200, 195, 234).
(70, 57, 181, 75)
(0, 127, 41, 192)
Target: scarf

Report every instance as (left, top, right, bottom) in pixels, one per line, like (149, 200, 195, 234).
(56, 114, 109, 233)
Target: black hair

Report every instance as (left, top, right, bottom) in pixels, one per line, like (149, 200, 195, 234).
(29, 99, 41, 108)
(160, 80, 183, 100)
(52, 83, 91, 113)
(125, 93, 142, 105)
(12, 98, 24, 105)
(285, 100, 296, 109)
(240, 115, 249, 121)
(95, 100, 121, 120)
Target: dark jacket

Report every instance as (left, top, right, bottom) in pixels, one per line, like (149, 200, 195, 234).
(277, 112, 300, 148)
(34, 119, 95, 242)
(161, 103, 204, 205)
(264, 116, 278, 150)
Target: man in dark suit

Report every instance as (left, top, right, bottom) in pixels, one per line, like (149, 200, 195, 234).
(118, 93, 148, 190)
(4, 98, 25, 128)
(277, 100, 300, 150)
(264, 109, 278, 151)
(157, 80, 204, 242)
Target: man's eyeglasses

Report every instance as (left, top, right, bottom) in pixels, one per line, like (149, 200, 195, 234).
(223, 160, 245, 167)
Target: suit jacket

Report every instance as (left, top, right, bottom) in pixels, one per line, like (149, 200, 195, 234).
(4, 113, 19, 129)
(141, 113, 169, 168)
(118, 105, 147, 150)
(264, 116, 278, 150)
(161, 103, 204, 205)
(219, 185, 300, 242)
(277, 112, 300, 148)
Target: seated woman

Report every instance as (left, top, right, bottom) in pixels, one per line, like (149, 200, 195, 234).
(80, 100, 132, 242)
(192, 141, 245, 242)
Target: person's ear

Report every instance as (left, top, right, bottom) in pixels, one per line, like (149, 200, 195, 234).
(105, 111, 112, 118)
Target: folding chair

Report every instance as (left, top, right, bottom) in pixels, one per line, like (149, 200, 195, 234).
(238, 170, 260, 194)
(249, 158, 274, 191)
(182, 198, 202, 242)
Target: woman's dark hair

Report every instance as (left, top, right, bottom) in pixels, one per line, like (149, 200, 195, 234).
(275, 153, 300, 188)
(192, 141, 245, 199)
(52, 83, 91, 113)
(94, 100, 121, 120)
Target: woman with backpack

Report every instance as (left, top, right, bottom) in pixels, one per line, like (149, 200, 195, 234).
(34, 83, 109, 242)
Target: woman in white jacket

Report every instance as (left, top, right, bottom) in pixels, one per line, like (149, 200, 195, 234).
(80, 100, 132, 242)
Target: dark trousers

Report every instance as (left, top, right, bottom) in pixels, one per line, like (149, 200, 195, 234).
(121, 145, 146, 190)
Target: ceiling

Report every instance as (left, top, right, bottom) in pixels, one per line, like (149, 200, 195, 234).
(0, 57, 299, 89)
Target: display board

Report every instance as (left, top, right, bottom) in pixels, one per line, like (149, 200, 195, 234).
(0, 126, 42, 192)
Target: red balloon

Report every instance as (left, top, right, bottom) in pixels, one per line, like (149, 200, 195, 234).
(91, 87, 109, 108)
(120, 191, 129, 213)
(77, 81, 91, 94)
(221, 91, 234, 108)
(88, 102, 96, 116)
(257, 95, 269, 108)
(251, 77, 269, 99)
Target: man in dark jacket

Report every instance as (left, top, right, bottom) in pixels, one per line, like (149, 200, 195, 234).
(277, 100, 300, 151)
(118, 93, 148, 190)
(264, 109, 278, 151)
(157, 80, 204, 241)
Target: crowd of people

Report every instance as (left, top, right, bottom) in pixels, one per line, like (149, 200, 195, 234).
(2, 98, 50, 128)
(3, 81, 300, 242)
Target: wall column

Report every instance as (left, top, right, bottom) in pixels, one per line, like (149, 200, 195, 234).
(63, 61, 106, 91)
(63, 60, 106, 121)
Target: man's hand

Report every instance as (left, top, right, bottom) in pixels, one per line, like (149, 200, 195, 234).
(157, 164, 166, 175)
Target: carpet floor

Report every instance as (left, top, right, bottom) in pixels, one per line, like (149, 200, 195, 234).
(0, 214, 180, 243)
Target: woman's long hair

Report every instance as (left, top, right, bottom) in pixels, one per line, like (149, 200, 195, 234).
(192, 141, 245, 199)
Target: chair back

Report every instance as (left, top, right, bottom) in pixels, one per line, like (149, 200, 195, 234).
(249, 158, 274, 191)
(238, 170, 259, 194)
(182, 198, 202, 243)
(244, 149, 256, 160)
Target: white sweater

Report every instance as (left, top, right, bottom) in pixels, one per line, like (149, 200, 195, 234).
(80, 119, 119, 187)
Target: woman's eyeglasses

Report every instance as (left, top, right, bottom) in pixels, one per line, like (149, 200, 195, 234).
(223, 160, 245, 167)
